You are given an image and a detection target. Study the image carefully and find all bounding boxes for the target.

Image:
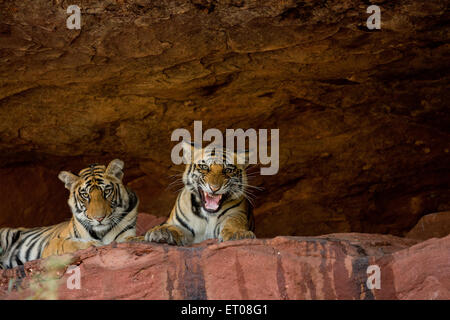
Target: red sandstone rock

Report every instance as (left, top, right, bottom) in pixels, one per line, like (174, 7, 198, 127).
(379, 236, 450, 299)
(405, 211, 450, 240)
(136, 213, 166, 236)
(0, 233, 447, 300)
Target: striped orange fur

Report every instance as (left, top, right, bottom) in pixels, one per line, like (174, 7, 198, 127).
(145, 143, 256, 245)
(0, 159, 139, 269)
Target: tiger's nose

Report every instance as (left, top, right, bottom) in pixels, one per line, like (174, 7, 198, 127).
(210, 184, 220, 192)
(95, 217, 104, 222)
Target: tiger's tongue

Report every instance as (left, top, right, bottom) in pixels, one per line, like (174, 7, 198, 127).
(203, 191, 222, 210)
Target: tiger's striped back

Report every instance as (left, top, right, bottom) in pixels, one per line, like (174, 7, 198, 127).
(0, 225, 62, 269)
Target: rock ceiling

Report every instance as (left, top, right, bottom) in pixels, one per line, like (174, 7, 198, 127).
(0, 0, 449, 236)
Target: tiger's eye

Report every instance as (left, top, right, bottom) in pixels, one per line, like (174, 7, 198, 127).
(104, 187, 113, 197)
(198, 164, 209, 171)
(79, 190, 89, 200)
(223, 168, 233, 174)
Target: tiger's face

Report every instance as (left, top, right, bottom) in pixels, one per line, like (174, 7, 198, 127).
(58, 159, 132, 235)
(182, 144, 249, 213)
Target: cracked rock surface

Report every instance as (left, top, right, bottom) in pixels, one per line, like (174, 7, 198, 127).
(0, 0, 449, 237)
(1, 232, 449, 299)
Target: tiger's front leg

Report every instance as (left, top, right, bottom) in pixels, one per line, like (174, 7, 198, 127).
(219, 213, 256, 242)
(114, 229, 143, 243)
(42, 238, 102, 259)
(145, 224, 190, 246)
(123, 236, 145, 242)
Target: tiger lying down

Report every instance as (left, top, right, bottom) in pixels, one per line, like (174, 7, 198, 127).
(0, 159, 139, 269)
(144, 142, 256, 245)
(0, 145, 257, 268)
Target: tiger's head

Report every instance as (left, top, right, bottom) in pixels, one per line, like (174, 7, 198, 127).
(58, 159, 137, 235)
(181, 142, 253, 214)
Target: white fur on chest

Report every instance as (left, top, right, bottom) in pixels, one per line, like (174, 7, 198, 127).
(192, 213, 220, 243)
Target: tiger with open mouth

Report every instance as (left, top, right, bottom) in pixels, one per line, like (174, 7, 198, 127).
(144, 142, 257, 246)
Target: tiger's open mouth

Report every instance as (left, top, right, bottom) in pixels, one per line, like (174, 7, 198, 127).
(199, 188, 226, 213)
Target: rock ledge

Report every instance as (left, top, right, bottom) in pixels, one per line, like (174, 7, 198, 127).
(1, 233, 448, 300)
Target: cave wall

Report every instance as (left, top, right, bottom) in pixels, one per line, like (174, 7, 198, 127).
(0, 0, 449, 237)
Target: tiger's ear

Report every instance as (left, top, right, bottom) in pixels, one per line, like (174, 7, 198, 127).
(58, 171, 79, 190)
(106, 159, 124, 180)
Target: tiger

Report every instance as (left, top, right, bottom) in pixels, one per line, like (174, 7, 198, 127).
(144, 142, 256, 246)
(0, 159, 139, 269)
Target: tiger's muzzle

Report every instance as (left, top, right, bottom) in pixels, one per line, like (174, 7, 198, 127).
(86, 188, 112, 223)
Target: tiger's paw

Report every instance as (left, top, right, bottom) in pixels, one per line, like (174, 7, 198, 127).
(144, 225, 183, 246)
(219, 230, 256, 243)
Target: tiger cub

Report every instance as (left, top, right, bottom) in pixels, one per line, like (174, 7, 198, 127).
(145, 142, 256, 245)
(0, 159, 139, 269)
